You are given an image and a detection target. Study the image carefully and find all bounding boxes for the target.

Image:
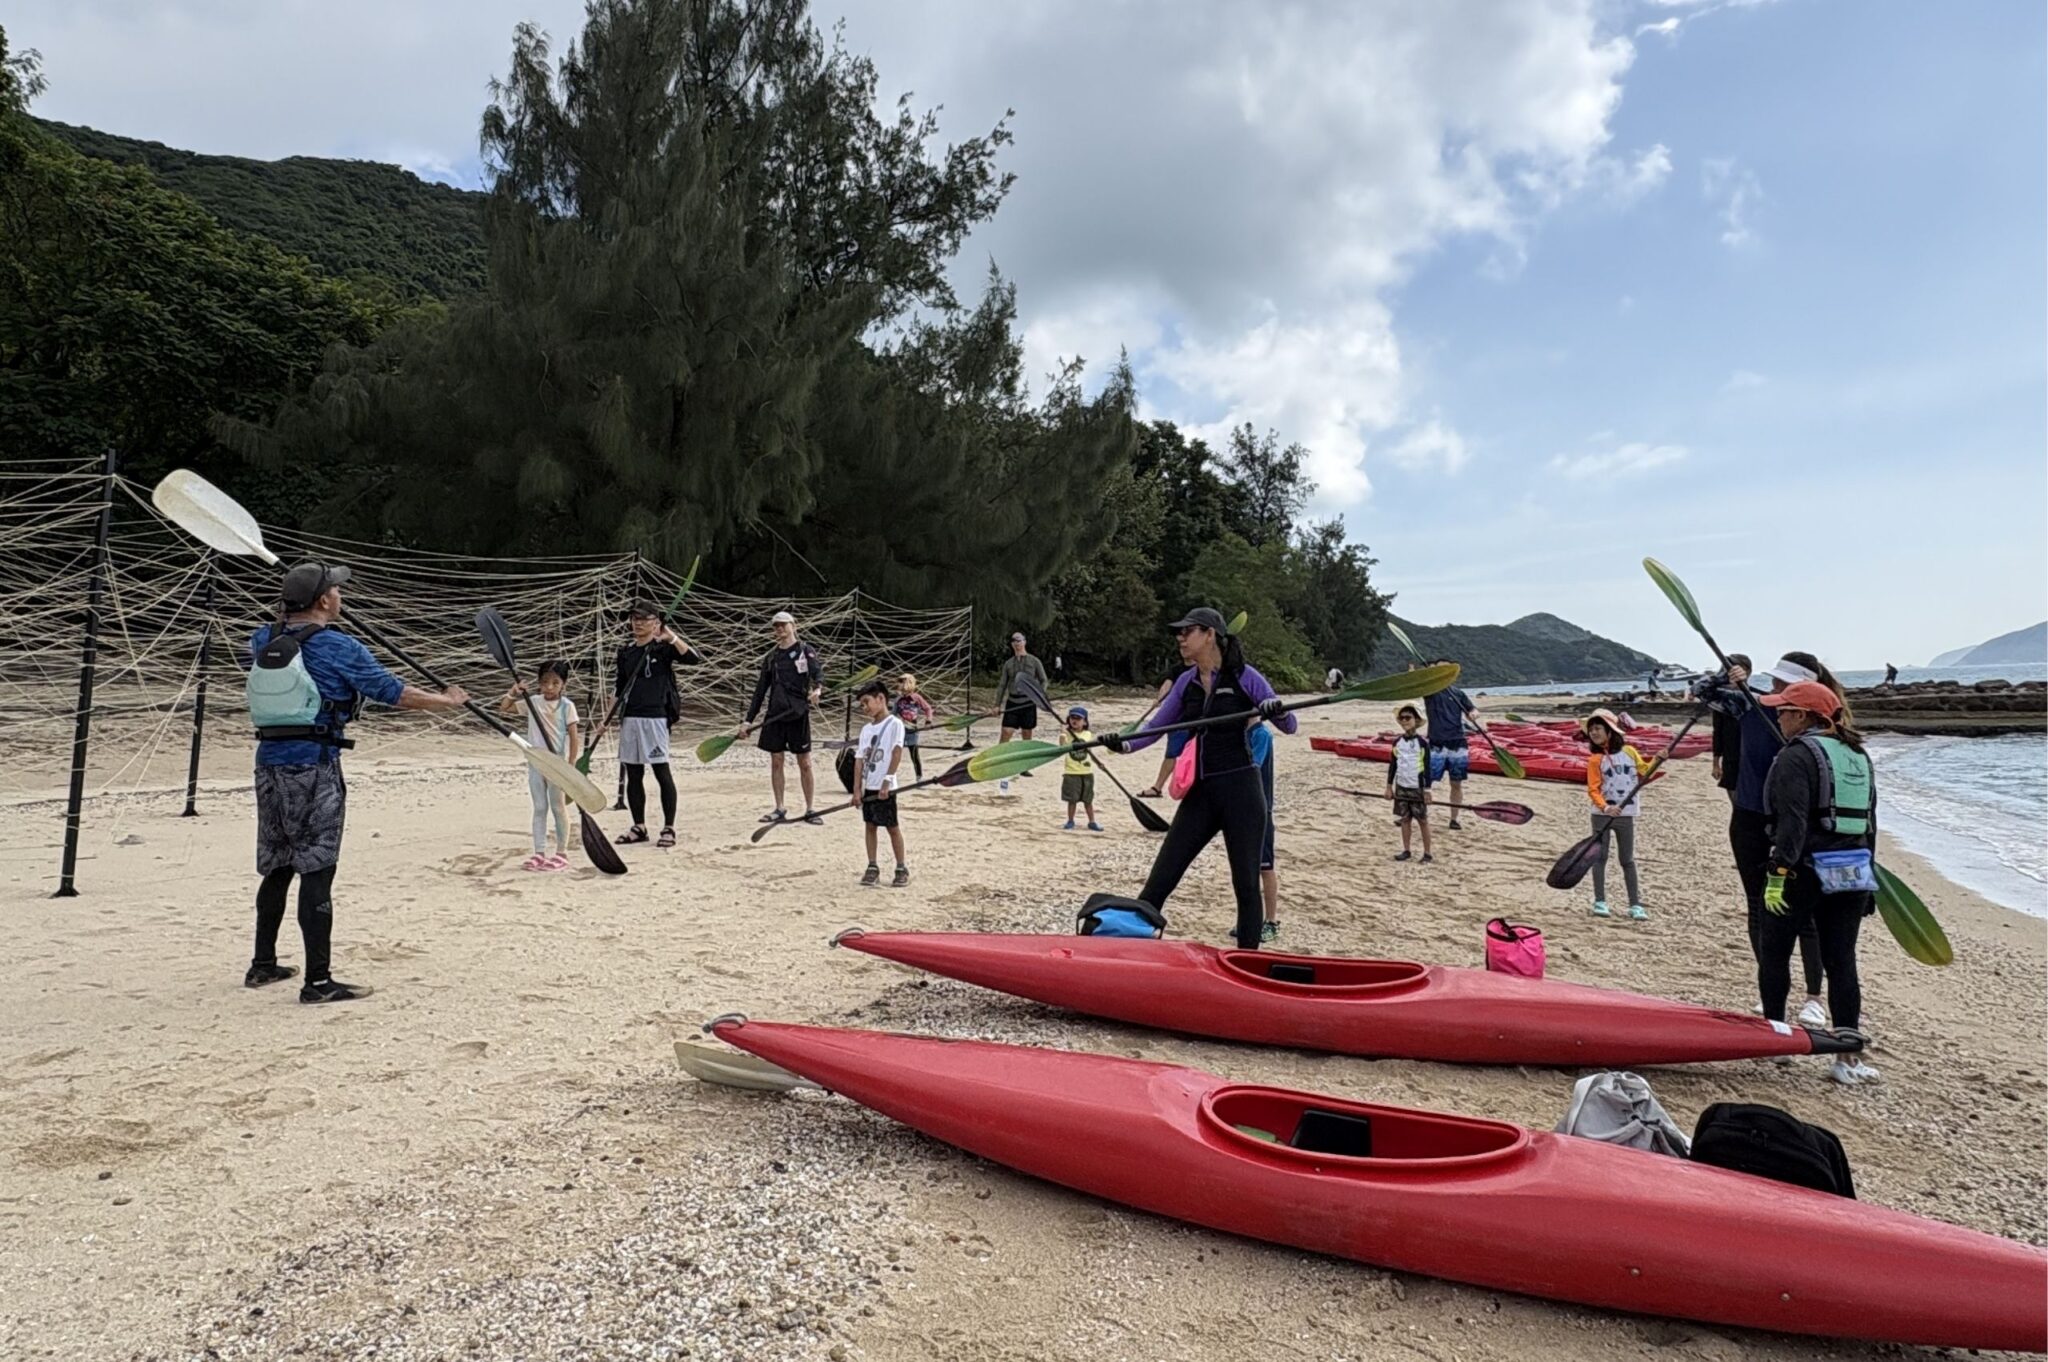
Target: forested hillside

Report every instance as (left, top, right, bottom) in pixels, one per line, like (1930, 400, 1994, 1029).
(1370, 615, 1661, 687)
(34, 118, 485, 299)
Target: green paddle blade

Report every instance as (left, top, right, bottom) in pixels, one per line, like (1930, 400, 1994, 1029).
(575, 751, 593, 775)
(1333, 663, 1461, 703)
(1493, 747, 1527, 780)
(1386, 619, 1421, 662)
(1504, 712, 1525, 722)
(1642, 558, 1707, 639)
(837, 663, 880, 692)
(1875, 864, 1953, 967)
(963, 740, 1067, 784)
(664, 555, 701, 614)
(696, 732, 741, 764)
(942, 711, 992, 731)
(1226, 610, 1248, 636)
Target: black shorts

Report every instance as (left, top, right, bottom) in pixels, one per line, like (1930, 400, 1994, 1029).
(1001, 700, 1038, 731)
(255, 761, 347, 875)
(861, 790, 899, 828)
(758, 715, 812, 755)
(1393, 788, 1428, 822)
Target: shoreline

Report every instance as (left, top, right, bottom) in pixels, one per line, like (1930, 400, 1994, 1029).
(2, 696, 2042, 1361)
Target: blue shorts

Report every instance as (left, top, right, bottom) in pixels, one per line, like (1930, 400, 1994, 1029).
(1428, 745, 1470, 783)
(1166, 729, 1190, 758)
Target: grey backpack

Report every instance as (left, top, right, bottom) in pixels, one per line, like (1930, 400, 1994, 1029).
(1556, 1071, 1690, 1157)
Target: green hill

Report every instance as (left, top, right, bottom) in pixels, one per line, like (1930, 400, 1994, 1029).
(34, 119, 486, 300)
(1373, 614, 1662, 687)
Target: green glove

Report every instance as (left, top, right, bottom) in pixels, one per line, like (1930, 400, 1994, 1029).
(1763, 871, 1790, 916)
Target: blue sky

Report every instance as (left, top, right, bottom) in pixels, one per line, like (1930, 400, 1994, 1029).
(13, 0, 2044, 667)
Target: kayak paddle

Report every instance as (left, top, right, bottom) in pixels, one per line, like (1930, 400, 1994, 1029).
(148, 469, 610, 814)
(475, 608, 628, 875)
(1386, 620, 1525, 780)
(1641, 557, 1951, 966)
(750, 753, 979, 842)
(1019, 674, 1168, 834)
(698, 663, 881, 763)
(1226, 609, 1248, 636)
(1546, 706, 1704, 890)
(1315, 789, 1535, 826)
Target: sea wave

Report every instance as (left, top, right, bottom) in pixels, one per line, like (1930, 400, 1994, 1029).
(1867, 733, 2047, 918)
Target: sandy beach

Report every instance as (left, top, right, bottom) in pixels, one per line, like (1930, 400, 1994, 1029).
(3, 694, 2042, 1362)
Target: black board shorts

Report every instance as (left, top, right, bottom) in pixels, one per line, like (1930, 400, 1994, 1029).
(758, 714, 813, 755)
(861, 790, 899, 828)
(255, 761, 347, 875)
(1002, 700, 1038, 731)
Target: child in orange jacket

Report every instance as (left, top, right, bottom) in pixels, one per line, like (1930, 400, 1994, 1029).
(1583, 708, 1649, 920)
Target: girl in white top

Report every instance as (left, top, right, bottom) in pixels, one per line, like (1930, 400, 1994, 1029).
(499, 660, 582, 870)
(1582, 709, 1648, 919)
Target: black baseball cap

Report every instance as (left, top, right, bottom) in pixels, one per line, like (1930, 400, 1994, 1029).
(281, 561, 350, 610)
(628, 599, 663, 620)
(1166, 607, 1229, 635)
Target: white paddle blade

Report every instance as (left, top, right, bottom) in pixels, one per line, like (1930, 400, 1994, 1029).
(516, 736, 609, 814)
(151, 470, 279, 563)
(674, 1040, 817, 1092)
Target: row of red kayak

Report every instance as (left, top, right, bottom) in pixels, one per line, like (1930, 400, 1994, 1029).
(695, 932, 2048, 1352)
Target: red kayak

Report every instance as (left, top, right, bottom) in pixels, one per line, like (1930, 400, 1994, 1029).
(712, 1020, 2047, 1351)
(833, 932, 1861, 1067)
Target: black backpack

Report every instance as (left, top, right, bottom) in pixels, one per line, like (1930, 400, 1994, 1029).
(1690, 1102, 1855, 1198)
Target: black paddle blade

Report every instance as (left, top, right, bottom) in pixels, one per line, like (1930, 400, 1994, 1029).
(579, 811, 628, 875)
(476, 607, 517, 673)
(1470, 800, 1536, 826)
(933, 757, 978, 788)
(1546, 835, 1605, 890)
(1128, 796, 1171, 834)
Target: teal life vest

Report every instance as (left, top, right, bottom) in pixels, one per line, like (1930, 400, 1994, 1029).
(248, 624, 354, 748)
(1797, 733, 1872, 836)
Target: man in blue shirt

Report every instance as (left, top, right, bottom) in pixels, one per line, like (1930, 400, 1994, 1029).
(1421, 657, 1486, 829)
(246, 561, 468, 1003)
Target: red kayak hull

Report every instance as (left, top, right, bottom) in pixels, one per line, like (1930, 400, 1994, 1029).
(837, 932, 1839, 1067)
(713, 1021, 2047, 1352)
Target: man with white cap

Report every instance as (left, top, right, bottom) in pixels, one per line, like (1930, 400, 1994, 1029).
(739, 610, 824, 824)
(995, 631, 1049, 757)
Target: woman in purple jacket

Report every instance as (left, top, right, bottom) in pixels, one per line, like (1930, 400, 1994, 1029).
(1103, 608, 1295, 948)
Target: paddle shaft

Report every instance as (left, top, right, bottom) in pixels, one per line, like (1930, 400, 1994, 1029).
(342, 612, 516, 741)
(752, 757, 969, 841)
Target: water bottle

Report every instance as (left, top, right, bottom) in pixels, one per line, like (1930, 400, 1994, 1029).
(999, 779, 1012, 795)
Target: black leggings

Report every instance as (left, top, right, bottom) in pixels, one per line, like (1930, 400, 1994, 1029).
(1730, 806, 1822, 995)
(906, 744, 923, 779)
(1757, 872, 1867, 1027)
(1138, 765, 1268, 949)
(255, 864, 338, 984)
(623, 762, 677, 829)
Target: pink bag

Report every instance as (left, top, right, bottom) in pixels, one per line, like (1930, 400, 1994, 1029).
(1167, 736, 1199, 800)
(1485, 918, 1545, 979)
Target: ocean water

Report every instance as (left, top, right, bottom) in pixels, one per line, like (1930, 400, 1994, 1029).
(1867, 733, 2047, 918)
(1477, 662, 2047, 698)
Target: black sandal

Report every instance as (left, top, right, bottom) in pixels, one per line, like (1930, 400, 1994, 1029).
(657, 827, 676, 848)
(758, 809, 787, 825)
(802, 810, 824, 825)
(615, 825, 650, 844)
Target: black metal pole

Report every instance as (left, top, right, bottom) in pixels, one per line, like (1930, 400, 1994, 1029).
(181, 567, 216, 817)
(54, 446, 117, 898)
(615, 550, 641, 810)
(961, 603, 976, 750)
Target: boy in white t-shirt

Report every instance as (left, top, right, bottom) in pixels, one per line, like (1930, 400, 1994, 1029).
(853, 680, 908, 887)
(1384, 704, 1432, 864)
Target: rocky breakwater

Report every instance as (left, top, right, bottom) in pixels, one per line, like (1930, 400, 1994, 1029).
(1584, 679, 2047, 737)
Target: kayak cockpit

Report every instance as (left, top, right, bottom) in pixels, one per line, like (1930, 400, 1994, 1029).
(1202, 1086, 1527, 1171)
(1216, 951, 1429, 995)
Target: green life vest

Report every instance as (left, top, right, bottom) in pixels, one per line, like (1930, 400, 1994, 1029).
(1797, 733, 1873, 837)
(248, 624, 351, 747)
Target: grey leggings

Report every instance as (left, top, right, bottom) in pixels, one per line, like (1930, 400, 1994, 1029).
(1590, 812, 1642, 906)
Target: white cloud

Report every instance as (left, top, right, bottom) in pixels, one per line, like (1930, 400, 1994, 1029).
(1723, 368, 1768, 391)
(1702, 156, 1765, 247)
(1636, 18, 1684, 38)
(1383, 418, 1473, 475)
(1548, 441, 1688, 479)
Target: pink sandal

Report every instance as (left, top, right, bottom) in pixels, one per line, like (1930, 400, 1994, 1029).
(521, 853, 551, 872)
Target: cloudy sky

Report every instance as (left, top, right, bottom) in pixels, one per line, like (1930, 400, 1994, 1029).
(13, 0, 2044, 668)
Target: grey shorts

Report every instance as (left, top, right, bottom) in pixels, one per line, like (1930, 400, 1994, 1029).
(617, 716, 672, 765)
(255, 761, 347, 875)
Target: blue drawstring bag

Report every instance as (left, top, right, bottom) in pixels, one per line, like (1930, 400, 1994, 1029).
(1077, 893, 1166, 938)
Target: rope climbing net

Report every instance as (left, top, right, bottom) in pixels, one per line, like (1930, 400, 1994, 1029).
(0, 461, 975, 838)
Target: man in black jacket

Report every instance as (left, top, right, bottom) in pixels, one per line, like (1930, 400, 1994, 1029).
(609, 600, 702, 848)
(739, 610, 824, 824)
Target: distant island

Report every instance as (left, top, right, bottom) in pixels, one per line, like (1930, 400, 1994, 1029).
(1369, 613, 1662, 688)
(1927, 621, 2046, 668)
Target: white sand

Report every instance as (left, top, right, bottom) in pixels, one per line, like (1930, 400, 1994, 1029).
(2, 696, 2042, 1361)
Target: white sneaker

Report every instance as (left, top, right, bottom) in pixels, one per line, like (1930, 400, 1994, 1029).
(1829, 1057, 1881, 1086)
(1796, 999, 1829, 1028)
(1750, 1002, 1766, 1015)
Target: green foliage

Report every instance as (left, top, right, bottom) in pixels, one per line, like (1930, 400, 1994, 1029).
(34, 119, 487, 301)
(1368, 614, 1662, 687)
(0, 100, 387, 496)
(1183, 533, 1322, 692)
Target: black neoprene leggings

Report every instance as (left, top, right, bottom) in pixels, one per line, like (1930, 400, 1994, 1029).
(1730, 806, 1822, 995)
(623, 762, 677, 828)
(1138, 765, 1268, 949)
(906, 744, 923, 779)
(255, 863, 338, 984)
(1757, 871, 1866, 1028)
